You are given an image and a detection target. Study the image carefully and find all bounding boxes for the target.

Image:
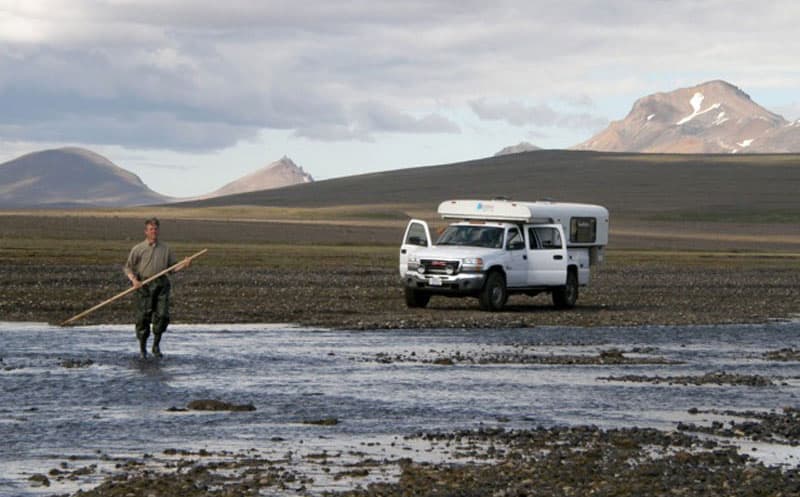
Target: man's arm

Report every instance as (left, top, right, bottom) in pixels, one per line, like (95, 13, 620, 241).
(124, 247, 143, 289)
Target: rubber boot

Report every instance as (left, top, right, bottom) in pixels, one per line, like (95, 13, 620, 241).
(152, 333, 163, 359)
(136, 329, 149, 359)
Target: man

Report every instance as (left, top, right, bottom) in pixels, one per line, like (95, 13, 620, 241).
(124, 218, 191, 359)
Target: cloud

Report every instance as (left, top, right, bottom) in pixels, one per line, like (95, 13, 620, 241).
(0, 112, 256, 151)
(469, 99, 608, 130)
(293, 101, 460, 141)
(773, 102, 800, 121)
(0, 0, 798, 153)
(353, 101, 460, 134)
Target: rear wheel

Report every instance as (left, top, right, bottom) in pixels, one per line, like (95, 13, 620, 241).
(479, 271, 507, 311)
(405, 288, 431, 308)
(553, 269, 578, 309)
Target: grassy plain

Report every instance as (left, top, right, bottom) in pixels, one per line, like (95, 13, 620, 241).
(1, 209, 798, 328)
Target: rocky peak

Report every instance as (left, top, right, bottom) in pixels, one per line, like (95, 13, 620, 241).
(205, 156, 314, 198)
(574, 80, 797, 153)
(494, 142, 542, 156)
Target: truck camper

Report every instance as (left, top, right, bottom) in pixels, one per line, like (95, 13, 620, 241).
(399, 199, 609, 311)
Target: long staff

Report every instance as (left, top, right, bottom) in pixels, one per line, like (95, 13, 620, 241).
(60, 248, 208, 327)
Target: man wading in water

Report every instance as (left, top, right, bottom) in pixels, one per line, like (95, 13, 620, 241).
(124, 218, 192, 359)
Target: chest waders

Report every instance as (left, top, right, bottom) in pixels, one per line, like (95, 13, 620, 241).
(134, 276, 171, 358)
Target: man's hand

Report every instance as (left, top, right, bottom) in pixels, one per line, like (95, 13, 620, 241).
(130, 277, 143, 289)
(175, 257, 192, 272)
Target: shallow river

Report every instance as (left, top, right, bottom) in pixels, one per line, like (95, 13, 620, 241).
(1, 320, 799, 496)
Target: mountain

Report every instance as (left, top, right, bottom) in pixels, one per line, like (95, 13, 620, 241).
(494, 141, 542, 156)
(574, 80, 800, 153)
(0, 147, 170, 208)
(204, 156, 313, 198)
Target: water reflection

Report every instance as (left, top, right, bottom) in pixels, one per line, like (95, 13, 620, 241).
(1, 321, 799, 496)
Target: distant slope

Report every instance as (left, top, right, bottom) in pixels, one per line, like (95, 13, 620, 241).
(203, 156, 313, 198)
(173, 150, 800, 219)
(0, 147, 170, 208)
(574, 80, 800, 153)
(494, 142, 541, 156)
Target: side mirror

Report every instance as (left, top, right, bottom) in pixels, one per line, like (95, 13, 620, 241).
(408, 236, 427, 246)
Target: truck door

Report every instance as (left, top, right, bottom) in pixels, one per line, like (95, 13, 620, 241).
(504, 226, 528, 288)
(526, 224, 568, 286)
(399, 219, 431, 277)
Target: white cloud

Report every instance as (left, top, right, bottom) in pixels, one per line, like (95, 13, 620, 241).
(773, 101, 800, 121)
(469, 99, 607, 130)
(0, 0, 798, 172)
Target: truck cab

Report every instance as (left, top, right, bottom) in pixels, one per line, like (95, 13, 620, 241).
(399, 199, 609, 311)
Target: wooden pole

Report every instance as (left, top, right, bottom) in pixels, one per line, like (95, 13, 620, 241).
(60, 248, 208, 327)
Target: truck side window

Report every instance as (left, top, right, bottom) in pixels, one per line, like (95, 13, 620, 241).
(528, 227, 541, 249)
(531, 227, 562, 249)
(506, 228, 525, 250)
(405, 223, 428, 246)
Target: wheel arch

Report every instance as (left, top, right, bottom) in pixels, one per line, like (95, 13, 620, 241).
(484, 265, 506, 281)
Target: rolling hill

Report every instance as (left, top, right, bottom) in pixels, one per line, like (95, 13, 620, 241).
(174, 149, 800, 223)
(0, 147, 170, 208)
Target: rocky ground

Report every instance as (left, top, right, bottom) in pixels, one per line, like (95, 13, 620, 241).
(33, 412, 800, 497)
(1, 246, 799, 330)
(3, 215, 799, 496)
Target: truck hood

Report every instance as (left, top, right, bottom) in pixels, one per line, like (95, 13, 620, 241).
(413, 245, 501, 260)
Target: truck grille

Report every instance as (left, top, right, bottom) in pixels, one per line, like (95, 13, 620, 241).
(421, 259, 460, 275)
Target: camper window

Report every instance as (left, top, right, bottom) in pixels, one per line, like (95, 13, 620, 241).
(570, 217, 596, 243)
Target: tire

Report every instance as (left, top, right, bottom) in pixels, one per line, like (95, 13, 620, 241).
(405, 288, 431, 308)
(553, 269, 578, 309)
(479, 271, 507, 311)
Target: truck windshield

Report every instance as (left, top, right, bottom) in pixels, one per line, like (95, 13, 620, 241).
(436, 226, 503, 248)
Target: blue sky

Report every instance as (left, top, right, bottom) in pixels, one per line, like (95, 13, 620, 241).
(1, 0, 798, 197)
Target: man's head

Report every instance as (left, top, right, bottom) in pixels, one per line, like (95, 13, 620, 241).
(144, 217, 160, 244)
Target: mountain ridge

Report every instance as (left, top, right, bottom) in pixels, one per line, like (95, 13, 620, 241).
(573, 80, 800, 153)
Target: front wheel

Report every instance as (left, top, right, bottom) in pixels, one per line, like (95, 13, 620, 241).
(553, 269, 578, 309)
(479, 271, 507, 311)
(405, 288, 431, 308)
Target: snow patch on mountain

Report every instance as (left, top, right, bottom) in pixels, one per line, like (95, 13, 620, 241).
(713, 112, 729, 126)
(677, 92, 722, 125)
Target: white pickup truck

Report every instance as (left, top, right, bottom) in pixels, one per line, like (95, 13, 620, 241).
(399, 199, 609, 311)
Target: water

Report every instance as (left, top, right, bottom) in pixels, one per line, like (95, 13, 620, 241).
(1, 321, 800, 495)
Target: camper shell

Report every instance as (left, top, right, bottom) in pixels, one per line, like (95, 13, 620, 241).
(399, 199, 609, 311)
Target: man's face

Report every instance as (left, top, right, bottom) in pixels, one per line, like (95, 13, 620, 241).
(144, 223, 159, 244)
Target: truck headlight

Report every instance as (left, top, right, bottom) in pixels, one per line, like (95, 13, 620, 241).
(461, 257, 483, 272)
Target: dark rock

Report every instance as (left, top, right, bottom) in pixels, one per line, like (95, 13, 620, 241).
(302, 418, 339, 426)
(28, 473, 50, 487)
(186, 399, 256, 412)
(60, 358, 94, 368)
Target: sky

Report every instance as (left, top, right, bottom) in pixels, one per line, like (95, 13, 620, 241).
(1, 0, 799, 198)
